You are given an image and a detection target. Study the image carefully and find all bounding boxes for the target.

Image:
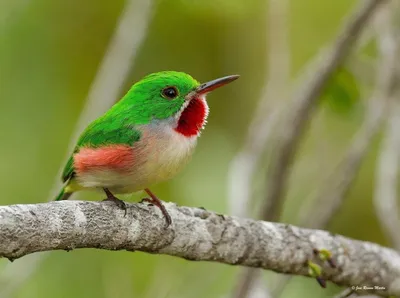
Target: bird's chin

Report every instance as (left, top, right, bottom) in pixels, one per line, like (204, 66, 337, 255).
(175, 94, 207, 121)
(174, 98, 192, 121)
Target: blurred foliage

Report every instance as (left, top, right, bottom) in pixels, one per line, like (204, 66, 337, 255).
(321, 67, 360, 115)
(0, 0, 393, 297)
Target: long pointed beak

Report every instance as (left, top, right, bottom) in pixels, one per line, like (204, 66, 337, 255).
(196, 75, 240, 95)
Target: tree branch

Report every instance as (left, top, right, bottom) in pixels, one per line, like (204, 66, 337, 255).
(297, 1, 397, 230)
(0, 201, 399, 296)
(373, 1, 400, 251)
(261, 0, 387, 221)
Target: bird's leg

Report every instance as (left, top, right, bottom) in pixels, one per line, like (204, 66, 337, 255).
(102, 188, 127, 216)
(140, 188, 172, 227)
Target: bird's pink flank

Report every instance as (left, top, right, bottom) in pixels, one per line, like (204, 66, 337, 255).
(74, 145, 135, 174)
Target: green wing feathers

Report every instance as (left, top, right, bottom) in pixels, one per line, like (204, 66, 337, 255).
(61, 116, 142, 183)
(62, 156, 75, 183)
(55, 188, 72, 201)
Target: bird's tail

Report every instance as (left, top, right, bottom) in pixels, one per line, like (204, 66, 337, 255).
(55, 187, 73, 201)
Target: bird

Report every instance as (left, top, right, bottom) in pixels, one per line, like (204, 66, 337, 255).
(55, 71, 239, 226)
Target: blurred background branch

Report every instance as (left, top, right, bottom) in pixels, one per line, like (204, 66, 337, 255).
(231, 0, 388, 297)
(298, 25, 397, 229)
(227, 0, 290, 219)
(272, 1, 395, 296)
(373, 1, 400, 252)
(261, 0, 386, 222)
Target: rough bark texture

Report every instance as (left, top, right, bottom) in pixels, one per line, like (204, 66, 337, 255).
(0, 201, 399, 296)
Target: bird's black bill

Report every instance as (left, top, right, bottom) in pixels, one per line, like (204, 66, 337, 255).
(196, 75, 240, 95)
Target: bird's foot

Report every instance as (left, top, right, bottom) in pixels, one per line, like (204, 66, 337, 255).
(102, 188, 127, 216)
(199, 207, 225, 220)
(217, 213, 225, 220)
(140, 188, 172, 227)
(103, 196, 126, 210)
(139, 198, 153, 206)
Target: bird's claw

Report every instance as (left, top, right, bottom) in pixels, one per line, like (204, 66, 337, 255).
(139, 198, 153, 206)
(139, 196, 171, 227)
(102, 197, 127, 216)
(217, 213, 225, 220)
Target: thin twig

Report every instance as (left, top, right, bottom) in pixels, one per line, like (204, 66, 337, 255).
(0, 201, 399, 297)
(0, 0, 155, 296)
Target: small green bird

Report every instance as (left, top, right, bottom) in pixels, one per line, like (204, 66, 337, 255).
(55, 71, 239, 225)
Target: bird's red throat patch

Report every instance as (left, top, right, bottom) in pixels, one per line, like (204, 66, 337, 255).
(174, 97, 208, 137)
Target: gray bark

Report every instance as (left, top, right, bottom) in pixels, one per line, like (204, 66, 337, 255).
(0, 201, 399, 296)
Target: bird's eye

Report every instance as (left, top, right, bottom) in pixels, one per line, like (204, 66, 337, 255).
(161, 86, 178, 99)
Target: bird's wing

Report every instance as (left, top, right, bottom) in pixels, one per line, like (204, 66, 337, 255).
(61, 117, 141, 183)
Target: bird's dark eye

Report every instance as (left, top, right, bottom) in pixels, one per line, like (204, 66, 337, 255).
(162, 86, 178, 99)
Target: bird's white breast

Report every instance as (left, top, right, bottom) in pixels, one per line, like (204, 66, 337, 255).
(76, 118, 199, 194)
(109, 123, 198, 193)
(140, 124, 198, 181)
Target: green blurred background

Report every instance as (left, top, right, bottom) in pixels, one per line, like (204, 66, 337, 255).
(0, 0, 392, 297)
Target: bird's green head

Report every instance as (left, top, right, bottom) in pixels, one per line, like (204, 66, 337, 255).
(115, 71, 239, 137)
